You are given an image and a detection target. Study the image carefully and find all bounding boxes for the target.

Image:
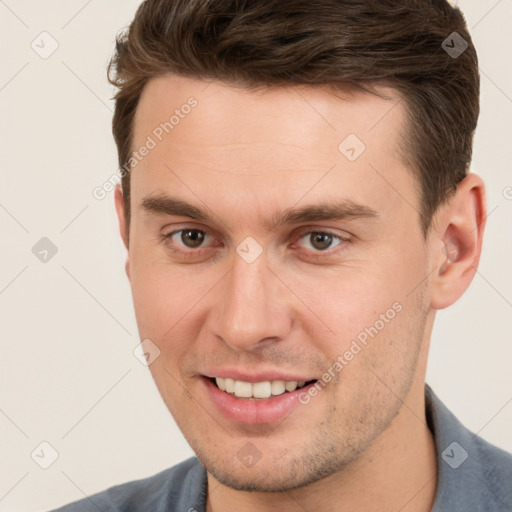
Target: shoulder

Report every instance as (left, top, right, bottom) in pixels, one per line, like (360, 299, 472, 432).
(427, 385, 512, 512)
(470, 432, 512, 507)
(49, 456, 207, 512)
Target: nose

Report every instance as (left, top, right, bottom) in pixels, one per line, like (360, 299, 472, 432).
(211, 250, 294, 352)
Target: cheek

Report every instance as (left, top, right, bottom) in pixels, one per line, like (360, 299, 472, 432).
(279, 263, 398, 334)
(129, 248, 202, 340)
(279, 245, 427, 358)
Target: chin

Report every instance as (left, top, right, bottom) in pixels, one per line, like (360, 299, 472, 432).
(196, 441, 360, 493)
(207, 464, 325, 493)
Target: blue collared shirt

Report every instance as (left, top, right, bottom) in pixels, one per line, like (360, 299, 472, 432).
(50, 385, 512, 511)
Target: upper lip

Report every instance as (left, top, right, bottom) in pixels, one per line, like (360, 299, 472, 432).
(202, 369, 317, 383)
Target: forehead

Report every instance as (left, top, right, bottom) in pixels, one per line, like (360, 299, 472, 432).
(134, 74, 404, 151)
(130, 74, 417, 228)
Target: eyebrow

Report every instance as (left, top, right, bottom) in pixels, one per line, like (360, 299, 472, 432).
(140, 194, 380, 229)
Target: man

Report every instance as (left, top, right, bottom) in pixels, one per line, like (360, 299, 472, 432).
(52, 0, 512, 511)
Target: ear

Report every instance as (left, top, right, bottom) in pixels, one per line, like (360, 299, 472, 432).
(429, 172, 487, 310)
(114, 185, 131, 280)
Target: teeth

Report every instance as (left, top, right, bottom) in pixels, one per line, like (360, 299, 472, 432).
(234, 380, 252, 398)
(252, 381, 271, 399)
(271, 380, 286, 396)
(285, 381, 298, 392)
(214, 377, 309, 399)
(224, 378, 235, 393)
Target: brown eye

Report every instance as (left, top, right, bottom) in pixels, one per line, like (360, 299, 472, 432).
(180, 229, 205, 248)
(294, 230, 348, 256)
(309, 232, 335, 251)
(293, 229, 349, 261)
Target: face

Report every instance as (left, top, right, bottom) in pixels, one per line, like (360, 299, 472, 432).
(119, 75, 434, 492)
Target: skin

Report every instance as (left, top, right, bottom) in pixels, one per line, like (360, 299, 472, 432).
(114, 74, 486, 512)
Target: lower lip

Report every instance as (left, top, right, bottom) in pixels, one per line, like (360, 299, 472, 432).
(201, 377, 316, 424)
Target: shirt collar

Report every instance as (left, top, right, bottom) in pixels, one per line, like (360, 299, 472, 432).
(425, 383, 508, 511)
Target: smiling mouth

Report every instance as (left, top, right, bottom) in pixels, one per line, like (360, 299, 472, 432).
(209, 377, 317, 400)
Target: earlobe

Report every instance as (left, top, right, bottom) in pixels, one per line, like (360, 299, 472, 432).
(114, 186, 131, 280)
(430, 173, 486, 310)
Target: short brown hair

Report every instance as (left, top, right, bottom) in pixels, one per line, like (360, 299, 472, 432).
(108, 0, 479, 237)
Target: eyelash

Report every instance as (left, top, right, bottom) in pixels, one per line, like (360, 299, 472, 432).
(158, 227, 350, 260)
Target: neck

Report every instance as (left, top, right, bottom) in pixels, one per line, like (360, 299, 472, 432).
(206, 377, 438, 512)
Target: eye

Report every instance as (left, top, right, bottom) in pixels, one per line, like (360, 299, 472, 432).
(166, 228, 209, 249)
(159, 227, 349, 260)
(296, 231, 345, 252)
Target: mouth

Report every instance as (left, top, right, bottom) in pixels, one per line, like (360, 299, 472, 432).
(208, 376, 318, 400)
(200, 372, 321, 424)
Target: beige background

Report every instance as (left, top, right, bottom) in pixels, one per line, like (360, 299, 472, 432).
(1, 0, 511, 510)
